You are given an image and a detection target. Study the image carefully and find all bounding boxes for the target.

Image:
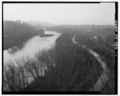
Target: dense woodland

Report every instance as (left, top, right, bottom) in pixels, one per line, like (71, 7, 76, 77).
(3, 21, 116, 94)
(4, 21, 44, 50)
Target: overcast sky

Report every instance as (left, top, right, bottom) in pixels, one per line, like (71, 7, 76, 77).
(3, 3, 115, 25)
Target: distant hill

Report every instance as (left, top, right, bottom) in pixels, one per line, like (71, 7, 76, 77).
(3, 20, 44, 50)
(47, 25, 115, 46)
(26, 21, 55, 29)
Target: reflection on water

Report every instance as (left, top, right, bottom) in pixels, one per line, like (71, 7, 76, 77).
(4, 31, 61, 65)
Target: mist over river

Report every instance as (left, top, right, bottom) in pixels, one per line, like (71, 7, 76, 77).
(4, 31, 61, 65)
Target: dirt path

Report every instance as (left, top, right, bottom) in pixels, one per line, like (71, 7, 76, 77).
(72, 35, 110, 91)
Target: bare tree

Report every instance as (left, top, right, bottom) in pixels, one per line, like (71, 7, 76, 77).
(3, 49, 56, 91)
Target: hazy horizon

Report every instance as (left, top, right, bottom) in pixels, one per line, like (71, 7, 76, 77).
(3, 3, 115, 25)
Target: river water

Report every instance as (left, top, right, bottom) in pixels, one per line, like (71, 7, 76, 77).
(3, 31, 61, 91)
(4, 31, 61, 66)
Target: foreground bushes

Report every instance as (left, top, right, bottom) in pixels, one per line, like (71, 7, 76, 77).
(3, 49, 55, 91)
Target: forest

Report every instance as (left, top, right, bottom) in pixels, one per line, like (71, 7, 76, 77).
(4, 21, 44, 50)
(3, 21, 116, 94)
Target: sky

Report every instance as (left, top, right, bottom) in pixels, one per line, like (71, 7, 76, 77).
(3, 3, 115, 25)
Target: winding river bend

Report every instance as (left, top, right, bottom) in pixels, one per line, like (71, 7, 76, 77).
(4, 31, 61, 66)
(3, 31, 61, 88)
(72, 35, 110, 91)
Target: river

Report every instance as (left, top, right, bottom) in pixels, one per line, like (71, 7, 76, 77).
(4, 31, 61, 66)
